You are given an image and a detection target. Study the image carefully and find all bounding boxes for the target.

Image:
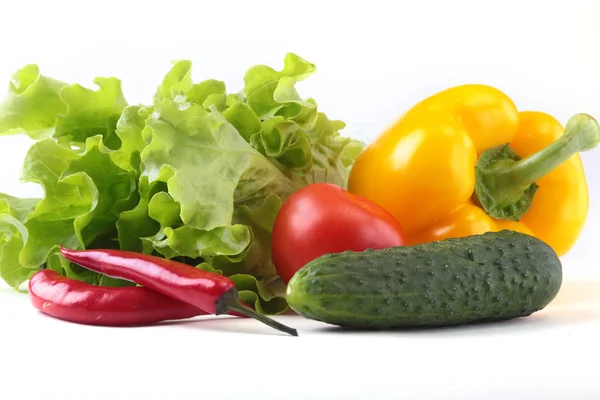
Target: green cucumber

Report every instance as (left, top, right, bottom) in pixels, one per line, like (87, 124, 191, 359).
(286, 230, 562, 329)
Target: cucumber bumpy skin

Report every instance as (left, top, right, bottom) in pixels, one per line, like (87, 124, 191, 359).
(285, 230, 562, 329)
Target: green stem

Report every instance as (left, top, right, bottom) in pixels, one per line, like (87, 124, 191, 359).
(227, 301, 298, 337)
(474, 113, 600, 220)
(502, 113, 600, 187)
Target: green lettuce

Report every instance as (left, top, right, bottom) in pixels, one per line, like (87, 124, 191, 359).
(0, 65, 67, 140)
(0, 53, 364, 314)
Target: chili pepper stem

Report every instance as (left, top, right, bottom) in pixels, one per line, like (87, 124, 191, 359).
(475, 113, 600, 220)
(225, 301, 298, 336)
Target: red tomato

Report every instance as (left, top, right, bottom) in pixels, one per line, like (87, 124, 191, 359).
(271, 183, 406, 283)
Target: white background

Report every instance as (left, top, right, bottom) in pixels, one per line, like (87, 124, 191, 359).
(0, 1, 599, 399)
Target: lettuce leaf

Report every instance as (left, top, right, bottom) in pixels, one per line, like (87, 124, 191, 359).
(0, 194, 39, 288)
(244, 53, 316, 119)
(141, 98, 301, 230)
(54, 77, 128, 149)
(0, 65, 128, 150)
(0, 53, 364, 314)
(0, 65, 68, 140)
(0, 136, 138, 287)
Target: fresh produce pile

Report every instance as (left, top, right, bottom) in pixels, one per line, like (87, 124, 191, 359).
(1, 54, 598, 335)
(0, 54, 363, 316)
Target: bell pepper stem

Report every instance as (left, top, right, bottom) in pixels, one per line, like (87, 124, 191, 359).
(503, 113, 600, 187)
(475, 113, 599, 220)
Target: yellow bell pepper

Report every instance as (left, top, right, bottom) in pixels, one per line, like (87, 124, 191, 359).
(348, 84, 599, 256)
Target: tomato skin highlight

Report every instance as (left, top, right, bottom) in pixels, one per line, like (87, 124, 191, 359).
(271, 183, 406, 284)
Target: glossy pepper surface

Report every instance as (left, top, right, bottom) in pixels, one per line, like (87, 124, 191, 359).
(29, 269, 207, 326)
(348, 84, 600, 256)
(60, 246, 298, 336)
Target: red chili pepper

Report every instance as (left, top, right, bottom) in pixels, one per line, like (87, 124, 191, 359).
(59, 246, 298, 336)
(29, 270, 207, 326)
